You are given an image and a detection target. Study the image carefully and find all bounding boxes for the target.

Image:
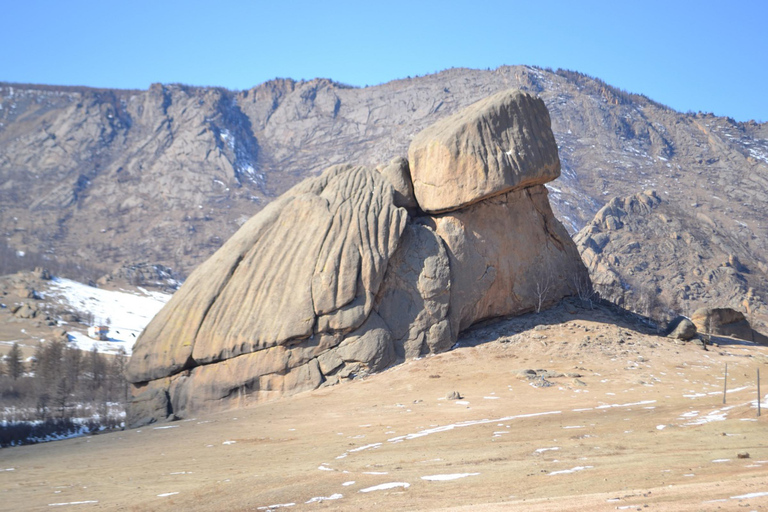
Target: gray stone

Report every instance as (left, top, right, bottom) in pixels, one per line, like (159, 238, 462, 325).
(376, 223, 453, 359)
(126, 387, 171, 428)
(667, 316, 697, 341)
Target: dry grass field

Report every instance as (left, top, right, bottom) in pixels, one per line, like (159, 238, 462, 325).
(2, 302, 767, 511)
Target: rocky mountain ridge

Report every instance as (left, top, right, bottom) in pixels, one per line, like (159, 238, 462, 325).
(3, 67, 766, 273)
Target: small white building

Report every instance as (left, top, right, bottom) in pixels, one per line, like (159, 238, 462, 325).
(87, 325, 109, 341)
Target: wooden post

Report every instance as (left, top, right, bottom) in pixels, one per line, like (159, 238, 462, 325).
(723, 363, 728, 404)
(758, 368, 761, 418)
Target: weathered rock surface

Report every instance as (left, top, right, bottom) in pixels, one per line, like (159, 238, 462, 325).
(126, 387, 171, 429)
(408, 89, 560, 213)
(375, 223, 452, 359)
(128, 165, 408, 383)
(425, 185, 588, 334)
(377, 157, 418, 210)
(126, 90, 588, 422)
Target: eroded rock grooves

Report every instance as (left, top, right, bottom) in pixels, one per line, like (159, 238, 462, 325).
(126, 90, 588, 426)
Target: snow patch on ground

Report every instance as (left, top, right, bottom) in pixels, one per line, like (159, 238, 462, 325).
(359, 482, 410, 493)
(731, 491, 768, 499)
(48, 500, 99, 506)
(44, 277, 172, 355)
(305, 494, 342, 503)
(386, 410, 561, 443)
(549, 466, 593, 476)
(421, 473, 479, 481)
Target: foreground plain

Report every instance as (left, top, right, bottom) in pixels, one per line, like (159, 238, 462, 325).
(2, 301, 767, 511)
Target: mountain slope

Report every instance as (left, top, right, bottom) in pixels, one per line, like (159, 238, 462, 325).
(1, 66, 767, 298)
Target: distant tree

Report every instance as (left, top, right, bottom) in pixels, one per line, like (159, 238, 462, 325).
(87, 348, 107, 400)
(30, 342, 44, 376)
(63, 345, 82, 395)
(39, 340, 64, 388)
(109, 348, 129, 403)
(534, 266, 553, 314)
(36, 393, 50, 421)
(6, 343, 24, 380)
(54, 377, 69, 418)
(572, 274, 597, 309)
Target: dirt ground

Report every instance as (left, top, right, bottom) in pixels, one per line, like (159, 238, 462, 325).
(2, 301, 767, 511)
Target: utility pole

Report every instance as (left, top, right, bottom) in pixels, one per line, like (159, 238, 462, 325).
(758, 368, 761, 418)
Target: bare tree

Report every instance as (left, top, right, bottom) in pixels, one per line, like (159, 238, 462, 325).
(534, 273, 553, 314)
(572, 274, 597, 309)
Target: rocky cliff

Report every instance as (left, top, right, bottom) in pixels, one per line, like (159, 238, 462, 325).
(125, 90, 588, 424)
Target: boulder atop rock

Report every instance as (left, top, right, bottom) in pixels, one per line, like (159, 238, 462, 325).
(408, 89, 560, 213)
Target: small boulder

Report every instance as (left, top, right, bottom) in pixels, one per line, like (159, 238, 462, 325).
(33, 267, 51, 280)
(667, 316, 697, 341)
(14, 285, 36, 299)
(446, 391, 463, 400)
(14, 303, 37, 319)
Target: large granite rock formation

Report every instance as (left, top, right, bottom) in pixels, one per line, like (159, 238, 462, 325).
(126, 90, 589, 426)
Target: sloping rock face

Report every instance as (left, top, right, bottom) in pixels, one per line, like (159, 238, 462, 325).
(126, 90, 588, 424)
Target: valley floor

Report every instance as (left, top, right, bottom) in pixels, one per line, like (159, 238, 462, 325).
(2, 302, 767, 511)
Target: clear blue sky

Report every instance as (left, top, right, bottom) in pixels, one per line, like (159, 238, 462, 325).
(3, 0, 767, 122)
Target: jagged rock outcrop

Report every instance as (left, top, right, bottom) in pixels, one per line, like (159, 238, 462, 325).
(575, 190, 768, 329)
(126, 90, 589, 425)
